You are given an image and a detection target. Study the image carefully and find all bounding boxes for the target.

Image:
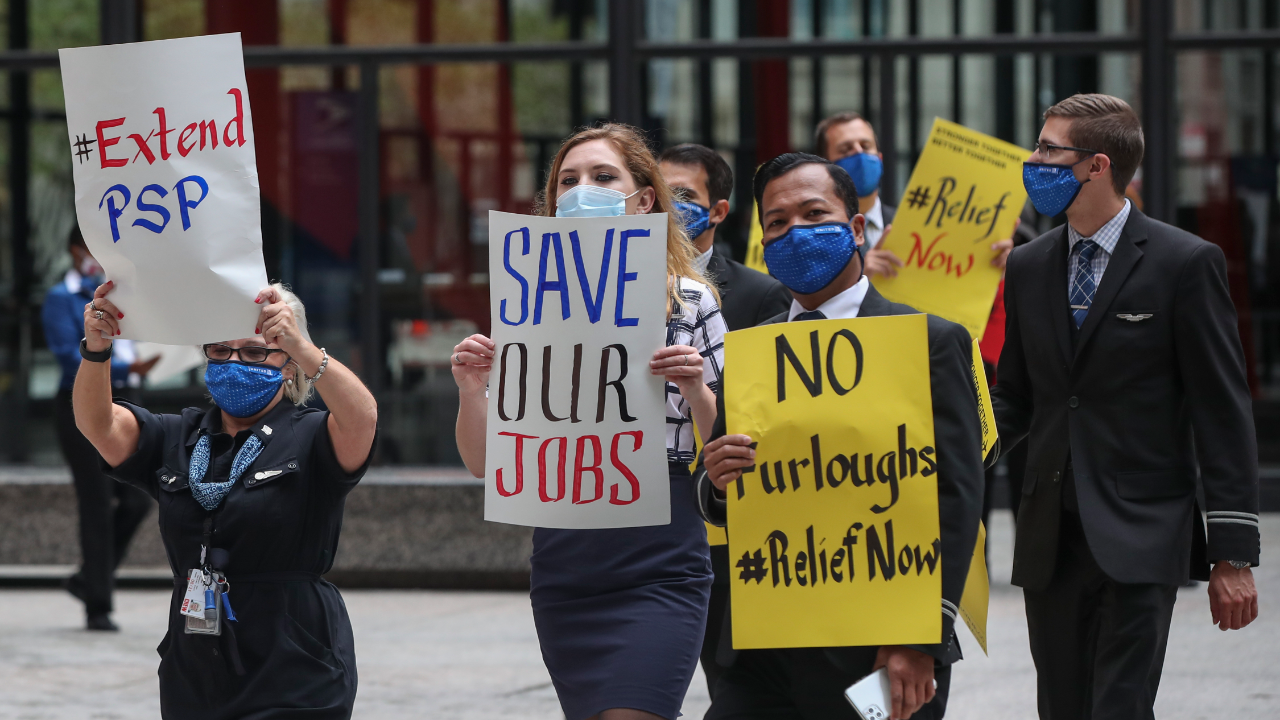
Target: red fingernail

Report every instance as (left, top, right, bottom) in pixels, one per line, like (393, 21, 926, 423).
(255, 328, 260, 334)
(255, 298, 262, 303)
(117, 313, 124, 319)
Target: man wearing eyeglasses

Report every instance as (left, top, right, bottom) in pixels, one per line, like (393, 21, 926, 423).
(994, 93, 1260, 719)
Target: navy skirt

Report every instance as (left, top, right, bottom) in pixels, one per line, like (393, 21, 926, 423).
(530, 464, 713, 720)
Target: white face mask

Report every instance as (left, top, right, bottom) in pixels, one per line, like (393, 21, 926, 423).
(555, 184, 640, 218)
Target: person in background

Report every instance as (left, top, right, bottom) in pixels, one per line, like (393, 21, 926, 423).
(659, 143, 792, 700)
(993, 93, 1260, 719)
(660, 143, 792, 330)
(697, 153, 984, 720)
(42, 226, 156, 631)
(453, 124, 724, 720)
(814, 111, 1015, 277)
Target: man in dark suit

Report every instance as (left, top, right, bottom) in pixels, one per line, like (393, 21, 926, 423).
(660, 143, 792, 698)
(696, 153, 985, 720)
(661, 143, 792, 331)
(815, 112, 898, 278)
(993, 93, 1260, 720)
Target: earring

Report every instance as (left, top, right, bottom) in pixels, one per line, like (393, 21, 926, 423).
(286, 378, 294, 385)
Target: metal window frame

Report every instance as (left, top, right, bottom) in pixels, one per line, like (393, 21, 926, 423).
(2, 3, 1278, 417)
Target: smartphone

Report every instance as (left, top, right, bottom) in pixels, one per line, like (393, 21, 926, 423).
(844, 667, 892, 720)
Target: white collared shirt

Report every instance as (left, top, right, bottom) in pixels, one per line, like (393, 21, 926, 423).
(786, 276, 870, 322)
(1066, 199, 1131, 292)
(863, 197, 886, 249)
(694, 246, 714, 276)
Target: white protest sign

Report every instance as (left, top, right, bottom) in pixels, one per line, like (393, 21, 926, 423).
(485, 211, 670, 529)
(60, 33, 268, 345)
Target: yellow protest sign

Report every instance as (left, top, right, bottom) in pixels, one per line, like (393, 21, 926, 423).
(744, 198, 768, 275)
(971, 339, 998, 461)
(876, 118, 1029, 338)
(958, 521, 989, 655)
(724, 314, 941, 649)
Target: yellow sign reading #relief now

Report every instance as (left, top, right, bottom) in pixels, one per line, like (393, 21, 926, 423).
(724, 314, 940, 649)
(876, 118, 1030, 338)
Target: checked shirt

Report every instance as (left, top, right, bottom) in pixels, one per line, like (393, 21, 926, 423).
(665, 277, 726, 465)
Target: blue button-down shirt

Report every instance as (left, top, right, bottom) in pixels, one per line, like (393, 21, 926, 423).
(1066, 199, 1131, 294)
(42, 270, 131, 390)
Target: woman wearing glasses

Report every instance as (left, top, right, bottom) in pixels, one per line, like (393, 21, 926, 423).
(72, 281, 377, 720)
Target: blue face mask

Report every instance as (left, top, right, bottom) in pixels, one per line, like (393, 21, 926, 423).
(555, 185, 640, 218)
(1023, 160, 1091, 217)
(205, 361, 286, 418)
(674, 201, 713, 240)
(764, 222, 861, 295)
(834, 153, 883, 198)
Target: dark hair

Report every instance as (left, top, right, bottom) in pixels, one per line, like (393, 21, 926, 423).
(658, 143, 735, 204)
(67, 226, 86, 251)
(753, 152, 859, 225)
(1043, 93, 1144, 195)
(814, 111, 877, 159)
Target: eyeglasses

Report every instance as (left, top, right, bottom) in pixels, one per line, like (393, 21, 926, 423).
(203, 344, 287, 364)
(1034, 141, 1100, 158)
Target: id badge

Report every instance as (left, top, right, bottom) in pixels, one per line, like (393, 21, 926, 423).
(182, 569, 221, 636)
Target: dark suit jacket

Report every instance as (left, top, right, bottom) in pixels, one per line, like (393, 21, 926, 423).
(992, 208, 1260, 591)
(705, 244, 793, 331)
(695, 285, 985, 668)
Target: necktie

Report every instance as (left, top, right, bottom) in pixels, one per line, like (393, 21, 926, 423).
(1069, 240, 1100, 328)
(794, 310, 826, 322)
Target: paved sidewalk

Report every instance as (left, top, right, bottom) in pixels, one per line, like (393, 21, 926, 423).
(1, 511, 1277, 719)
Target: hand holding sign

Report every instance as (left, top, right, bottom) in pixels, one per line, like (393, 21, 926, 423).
(452, 334, 497, 398)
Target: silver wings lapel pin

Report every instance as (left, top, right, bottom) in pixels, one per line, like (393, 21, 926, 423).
(1116, 313, 1154, 322)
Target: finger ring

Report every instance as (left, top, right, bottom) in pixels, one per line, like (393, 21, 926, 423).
(90, 301, 99, 312)
(683, 354, 690, 366)
(453, 353, 460, 365)
(94, 310, 104, 320)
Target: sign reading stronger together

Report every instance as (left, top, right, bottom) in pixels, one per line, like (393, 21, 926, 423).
(60, 33, 268, 345)
(484, 212, 670, 529)
(725, 314, 941, 649)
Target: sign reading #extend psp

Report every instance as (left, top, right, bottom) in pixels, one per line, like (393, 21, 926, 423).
(60, 33, 268, 345)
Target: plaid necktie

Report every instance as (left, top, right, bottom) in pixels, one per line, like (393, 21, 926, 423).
(1069, 240, 1100, 328)
(794, 310, 826, 322)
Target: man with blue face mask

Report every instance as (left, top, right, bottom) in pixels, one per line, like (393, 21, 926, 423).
(816, 111, 1016, 278)
(995, 94, 1260, 720)
(660, 143, 792, 700)
(694, 153, 985, 720)
(41, 227, 157, 631)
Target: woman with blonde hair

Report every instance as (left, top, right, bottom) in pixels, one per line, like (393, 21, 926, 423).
(453, 124, 726, 720)
(74, 281, 377, 719)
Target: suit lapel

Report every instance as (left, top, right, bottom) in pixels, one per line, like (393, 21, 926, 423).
(1074, 211, 1147, 360)
(1043, 226, 1074, 367)
(858, 284, 892, 318)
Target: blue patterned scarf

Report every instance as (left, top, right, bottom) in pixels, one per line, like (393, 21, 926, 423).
(189, 433, 264, 511)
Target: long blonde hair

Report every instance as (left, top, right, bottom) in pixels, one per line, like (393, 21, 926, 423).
(535, 123, 720, 315)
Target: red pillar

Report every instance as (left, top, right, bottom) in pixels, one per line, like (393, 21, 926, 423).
(205, 1, 282, 209)
(754, 0, 791, 164)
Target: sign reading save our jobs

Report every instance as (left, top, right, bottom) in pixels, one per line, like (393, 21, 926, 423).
(724, 314, 941, 649)
(876, 119, 1029, 338)
(60, 34, 268, 345)
(484, 212, 670, 529)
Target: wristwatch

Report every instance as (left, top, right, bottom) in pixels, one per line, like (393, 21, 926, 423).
(1227, 560, 1253, 570)
(79, 338, 113, 363)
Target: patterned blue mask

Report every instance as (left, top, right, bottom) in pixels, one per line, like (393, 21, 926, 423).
(1023, 161, 1090, 217)
(674, 201, 713, 240)
(205, 361, 284, 418)
(834, 153, 883, 198)
(764, 222, 859, 295)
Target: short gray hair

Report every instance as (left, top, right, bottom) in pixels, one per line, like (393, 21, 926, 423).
(273, 283, 316, 406)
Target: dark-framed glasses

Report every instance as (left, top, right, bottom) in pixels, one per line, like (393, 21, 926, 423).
(1034, 140, 1100, 158)
(203, 344, 286, 364)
